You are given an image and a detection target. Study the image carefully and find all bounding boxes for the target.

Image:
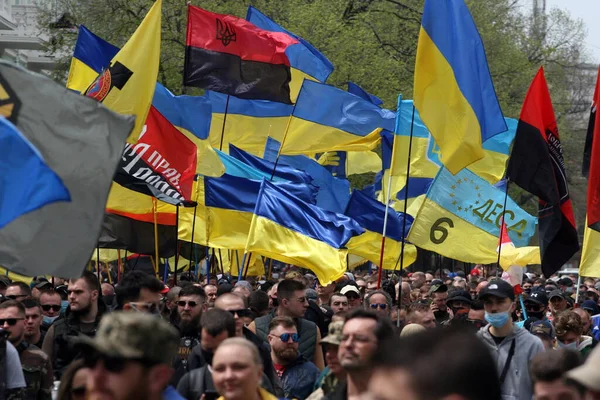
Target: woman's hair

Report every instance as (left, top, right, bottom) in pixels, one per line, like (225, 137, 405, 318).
(57, 359, 86, 400)
(554, 310, 583, 337)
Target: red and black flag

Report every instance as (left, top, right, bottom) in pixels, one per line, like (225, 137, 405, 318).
(506, 67, 579, 277)
(586, 67, 600, 231)
(184, 6, 298, 104)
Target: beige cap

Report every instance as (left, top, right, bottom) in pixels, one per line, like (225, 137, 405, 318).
(76, 311, 179, 365)
(566, 344, 600, 391)
(320, 321, 344, 346)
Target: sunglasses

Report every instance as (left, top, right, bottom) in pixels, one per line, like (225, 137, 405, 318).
(370, 303, 387, 310)
(0, 318, 24, 326)
(272, 333, 300, 343)
(228, 309, 251, 318)
(41, 304, 62, 312)
(177, 301, 200, 308)
(5, 294, 27, 300)
(83, 351, 147, 374)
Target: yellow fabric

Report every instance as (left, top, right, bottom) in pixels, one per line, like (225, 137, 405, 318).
(347, 151, 382, 175)
(106, 182, 176, 222)
(88, 0, 162, 143)
(217, 387, 278, 400)
(219, 250, 265, 277)
(66, 58, 99, 93)
(178, 126, 225, 177)
(580, 222, 600, 278)
(346, 231, 416, 270)
(208, 114, 289, 156)
(347, 254, 369, 270)
(281, 117, 382, 155)
(0, 268, 33, 284)
(290, 68, 317, 104)
(90, 249, 121, 263)
(498, 244, 540, 270)
(414, 27, 484, 174)
(245, 215, 347, 285)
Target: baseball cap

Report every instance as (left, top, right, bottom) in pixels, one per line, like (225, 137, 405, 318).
(430, 279, 443, 286)
(530, 320, 556, 340)
(76, 312, 178, 365)
(558, 277, 573, 287)
(429, 283, 448, 296)
(478, 280, 515, 301)
(0, 276, 10, 288)
(320, 321, 343, 346)
(447, 289, 472, 304)
(566, 345, 600, 391)
(526, 290, 548, 306)
(340, 285, 360, 297)
(582, 300, 600, 315)
(549, 290, 565, 300)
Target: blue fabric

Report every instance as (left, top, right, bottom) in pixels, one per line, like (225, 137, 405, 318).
(362, 170, 383, 199)
(255, 180, 363, 247)
(217, 149, 285, 182)
(204, 174, 317, 211)
(322, 151, 347, 179)
(345, 190, 413, 242)
(380, 130, 394, 170)
(163, 385, 185, 400)
(278, 357, 321, 400)
(73, 25, 119, 72)
(229, 144, 313, 184)
(348, 81, 383, 106)
(152, 84, 211, 140)
(0, 117, 70, 228)
(421, 0, 507, 140)
(206, 90, 293, 117)
(294, 81, 396, 135)
(263, 138, 351, 213)
(246, 6, 334, 82)
(395, 177, 433, 201)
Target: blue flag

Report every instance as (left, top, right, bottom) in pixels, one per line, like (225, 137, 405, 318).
(0, 117, 70, 228)
(348, 82, 383, 106)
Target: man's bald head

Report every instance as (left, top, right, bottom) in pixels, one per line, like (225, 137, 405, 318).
(101, 283, 114, 296)
(476, 281, 488, 295)
(215, 292, 246, 310)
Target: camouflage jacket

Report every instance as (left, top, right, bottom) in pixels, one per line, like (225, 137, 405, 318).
(17, 342, 53, 400)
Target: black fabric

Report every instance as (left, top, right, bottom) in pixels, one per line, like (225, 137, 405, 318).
(184, 46, 292, 104)
(499, 339, 516, 385)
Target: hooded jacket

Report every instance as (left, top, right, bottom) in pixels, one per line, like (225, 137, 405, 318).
(477, 324, 544, 400)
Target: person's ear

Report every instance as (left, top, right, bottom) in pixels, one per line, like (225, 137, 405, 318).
(147, 365, 173, 393)
(91, 290, 99, 301)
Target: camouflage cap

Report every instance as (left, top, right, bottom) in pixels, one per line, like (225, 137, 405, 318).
(76, 311, 178, 365)
(320, 321, 343, 346)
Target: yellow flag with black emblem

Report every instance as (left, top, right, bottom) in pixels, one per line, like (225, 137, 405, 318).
(84, 0, 161, 143)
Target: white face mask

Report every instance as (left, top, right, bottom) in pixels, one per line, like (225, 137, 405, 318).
(557, 340, 578, 351)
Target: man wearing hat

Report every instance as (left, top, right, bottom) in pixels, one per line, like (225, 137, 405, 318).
(429, 284, 450, 325)
(340, 285, 362, 310)
(77, 311, 180, 400)
(476, 279, 544, 400)
(530, 320, 556, 350)
(446, 289, 472, 314)
(523, 290, 550, 321)
(307, 321, 345, 400)
(549, 290, 568, 318)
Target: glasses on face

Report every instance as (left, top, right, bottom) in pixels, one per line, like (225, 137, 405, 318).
(127, 302, 159, 314)
(5, 294, 28, 300)
(0, 318, 24, 326)
(177, 301, 199, 308)
(83, 351, 145, 374)
(295, 297, 307, 303)
(370, 303, 387, 310)
(41, 304, 62, 312)
(228, 309, 251, 318)
(272, 333, 299, 343)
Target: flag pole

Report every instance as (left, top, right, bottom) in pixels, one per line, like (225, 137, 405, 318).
(377, 161, 394, 290)
(96, 247, 101, 282)
(496, 180, 510, 277)
(575, 275, 582, 304)
(152, 198, 160, 278)
(395, 97, 416, 327)
(270, 91, 300, 180)
(175, 205, 180, 277)
(218, 95, 230, 151)
(188, 176, 200, 273)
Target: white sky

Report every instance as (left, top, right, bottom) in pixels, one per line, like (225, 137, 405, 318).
(545, 0, 600, 62)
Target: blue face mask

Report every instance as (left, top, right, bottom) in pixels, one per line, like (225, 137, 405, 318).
(558, 340, 578, 350)
(42, 315, 59, 326)
(485, 311, 510, 328)
(61, 300, 69, 314)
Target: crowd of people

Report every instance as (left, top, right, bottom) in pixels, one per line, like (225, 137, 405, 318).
(2, 263, 600, 400)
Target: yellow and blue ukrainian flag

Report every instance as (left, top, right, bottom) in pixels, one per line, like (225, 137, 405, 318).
(414, 0, 507, 174)
(281, 80, 395, 155)
(407, 168, 537, 264)
(345, 190, 417, 270)
(207, 90, 293, 156)
(246, 6, 334, 102)
(246, 180, 364, 284)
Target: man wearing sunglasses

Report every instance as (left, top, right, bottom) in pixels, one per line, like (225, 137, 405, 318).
(5, 282, 31, 301)
(364, 290, 392, 318)
(76, 311, 179, 400)
(42, 271, 105, 379)
(0, 300, 53, 400)
(215, 293, 280, 393)
(115, 271, 165, 314)
(268, 317, 319, 400)
(38, 289, 62, 334)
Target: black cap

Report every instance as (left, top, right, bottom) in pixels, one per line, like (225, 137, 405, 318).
(549, 290, 565, 300)
(526, 290, 548, 306)
(478, 280, 515, 301)
(430, 279, 443, 286)
(429, 283, 448, 295)
(447, 289, 472, 304)
(558, 277, 573, 287)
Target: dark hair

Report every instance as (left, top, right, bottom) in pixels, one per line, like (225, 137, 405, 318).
(470, 299, 484, 311)
(21, 298, 41, 312)
(0, 300, 25, 315)
(200, 308, 236, 338)
(115, 271, 164, 309)
(40, 288, 64, 302)
(277, 279, 305, 300)
(178, 285, 206, 300)
(530, 349, 582, 383)
(373, 327, 501, 400)
(7, 282, 31, 296)
(345, 309, 395, 342)
(365, 290, 393, 309)
(73, 271, 100, 293)
(56, 359, 86, 400)
(248, 290, 269, 315)
(269, 316, 296, 332)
